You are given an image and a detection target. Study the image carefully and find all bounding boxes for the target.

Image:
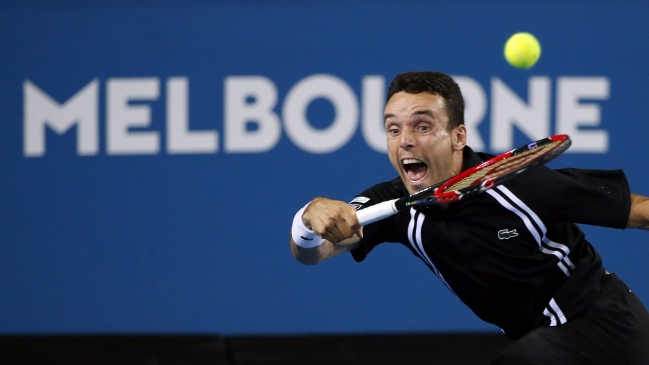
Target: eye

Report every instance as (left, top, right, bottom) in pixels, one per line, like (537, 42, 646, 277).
(417, 124, 431, 133)
(387, 127, 401, 136)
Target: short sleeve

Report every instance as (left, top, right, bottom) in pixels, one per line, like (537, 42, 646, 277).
(508, 167, 631, 229)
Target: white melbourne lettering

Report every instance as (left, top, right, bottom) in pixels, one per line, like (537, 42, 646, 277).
(556, 77, 609, 153)
(283, 74, 358, 154)
(24, 79, 99, 157)
(22, 75, 610, 157)
(106, 78, 161, 155)
(491, 77, 551, 152)
(224, 76, 281, 153)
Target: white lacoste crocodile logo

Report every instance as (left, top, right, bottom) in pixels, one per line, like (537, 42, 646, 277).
(498, 229, 518, 240)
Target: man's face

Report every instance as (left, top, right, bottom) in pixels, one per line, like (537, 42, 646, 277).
(384, 91, 465, 194)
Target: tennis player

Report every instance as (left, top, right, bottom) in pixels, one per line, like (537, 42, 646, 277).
(289, 71, 649, 364)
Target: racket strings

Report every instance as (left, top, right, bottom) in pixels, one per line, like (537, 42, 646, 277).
(443, 141, 559, 192)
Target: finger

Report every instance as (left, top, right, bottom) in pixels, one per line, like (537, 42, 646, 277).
(310, 217, 345, 243)
(340, 206, 362, 237)
(335, 207, 361, 239)
(325, 226, 347, 243)
(347, 212, 362, 233)
(328, 214, 358, 242)
(317, 216, 355, 243)
(332, 219, 355, 241)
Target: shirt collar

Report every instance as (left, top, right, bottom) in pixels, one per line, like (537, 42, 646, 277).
(460, 146, 484, 172)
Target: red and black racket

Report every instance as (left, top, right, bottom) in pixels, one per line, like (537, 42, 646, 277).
(356, 134, 571, 225)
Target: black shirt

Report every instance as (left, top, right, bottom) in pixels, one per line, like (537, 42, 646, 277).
(350, 147, 631, 340)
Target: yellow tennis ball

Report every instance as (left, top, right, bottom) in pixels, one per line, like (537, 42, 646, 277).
(504, 32, 541, 69)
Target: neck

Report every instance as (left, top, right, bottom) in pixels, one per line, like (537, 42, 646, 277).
(450, 148, 465, 176)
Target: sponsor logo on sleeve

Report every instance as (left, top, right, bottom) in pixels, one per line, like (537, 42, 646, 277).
(348, 196, 370, 210)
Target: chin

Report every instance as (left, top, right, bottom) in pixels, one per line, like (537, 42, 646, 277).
(405, 180, 425, 194)
(399, 172, 428, 194)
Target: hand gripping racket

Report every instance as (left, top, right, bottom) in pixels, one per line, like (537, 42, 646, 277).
(356, 134, 571, 226)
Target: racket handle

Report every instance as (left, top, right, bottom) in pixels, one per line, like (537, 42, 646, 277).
(356, 199, 399, 226)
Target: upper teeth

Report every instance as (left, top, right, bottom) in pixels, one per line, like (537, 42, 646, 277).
(403, 159, 423, 165)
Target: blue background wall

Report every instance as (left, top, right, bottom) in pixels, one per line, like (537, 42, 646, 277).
(1, 0, 648, 334)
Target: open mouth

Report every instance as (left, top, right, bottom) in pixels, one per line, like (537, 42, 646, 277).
(402, 158, 428, 182)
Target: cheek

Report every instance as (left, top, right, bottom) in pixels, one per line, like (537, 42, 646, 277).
(386, 139, 398, 155)
(387, 150, 398, 168)
(429, 134, 453, 150)
(431, 128, 451, 141)
(386, 146, 401, 170)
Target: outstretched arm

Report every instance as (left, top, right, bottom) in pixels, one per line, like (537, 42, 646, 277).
(289, 197, 363, 265)
(627, 193, 649, 230)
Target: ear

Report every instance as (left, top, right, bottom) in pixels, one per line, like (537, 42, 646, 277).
(452, 124, 467, 151)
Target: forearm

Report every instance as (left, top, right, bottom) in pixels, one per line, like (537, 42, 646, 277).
(627, 194, 649, 230)
(290, 239, 326, 265)
(290, 236, 361, 265)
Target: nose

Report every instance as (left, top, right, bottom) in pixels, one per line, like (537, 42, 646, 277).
(399, 128, 415, 149)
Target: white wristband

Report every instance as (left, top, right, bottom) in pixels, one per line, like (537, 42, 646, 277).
(292, 203, 325, 248)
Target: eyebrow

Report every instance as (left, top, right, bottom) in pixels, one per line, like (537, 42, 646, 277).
(384, 109, 435, 122)
(383, 113, 396, 122)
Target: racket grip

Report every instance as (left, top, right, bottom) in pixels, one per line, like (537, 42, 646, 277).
(356, 199, 399, 226)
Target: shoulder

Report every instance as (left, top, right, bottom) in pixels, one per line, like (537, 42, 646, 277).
(499, 166, 630, 228)
(511, 166, 628, 191)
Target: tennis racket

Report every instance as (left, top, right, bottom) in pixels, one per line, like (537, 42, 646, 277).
(356, 134, 571, 226)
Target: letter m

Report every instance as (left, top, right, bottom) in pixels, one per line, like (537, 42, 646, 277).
(24, 79, 99, 157)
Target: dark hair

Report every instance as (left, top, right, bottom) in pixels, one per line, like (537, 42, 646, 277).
(387, 71, 465, 129)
